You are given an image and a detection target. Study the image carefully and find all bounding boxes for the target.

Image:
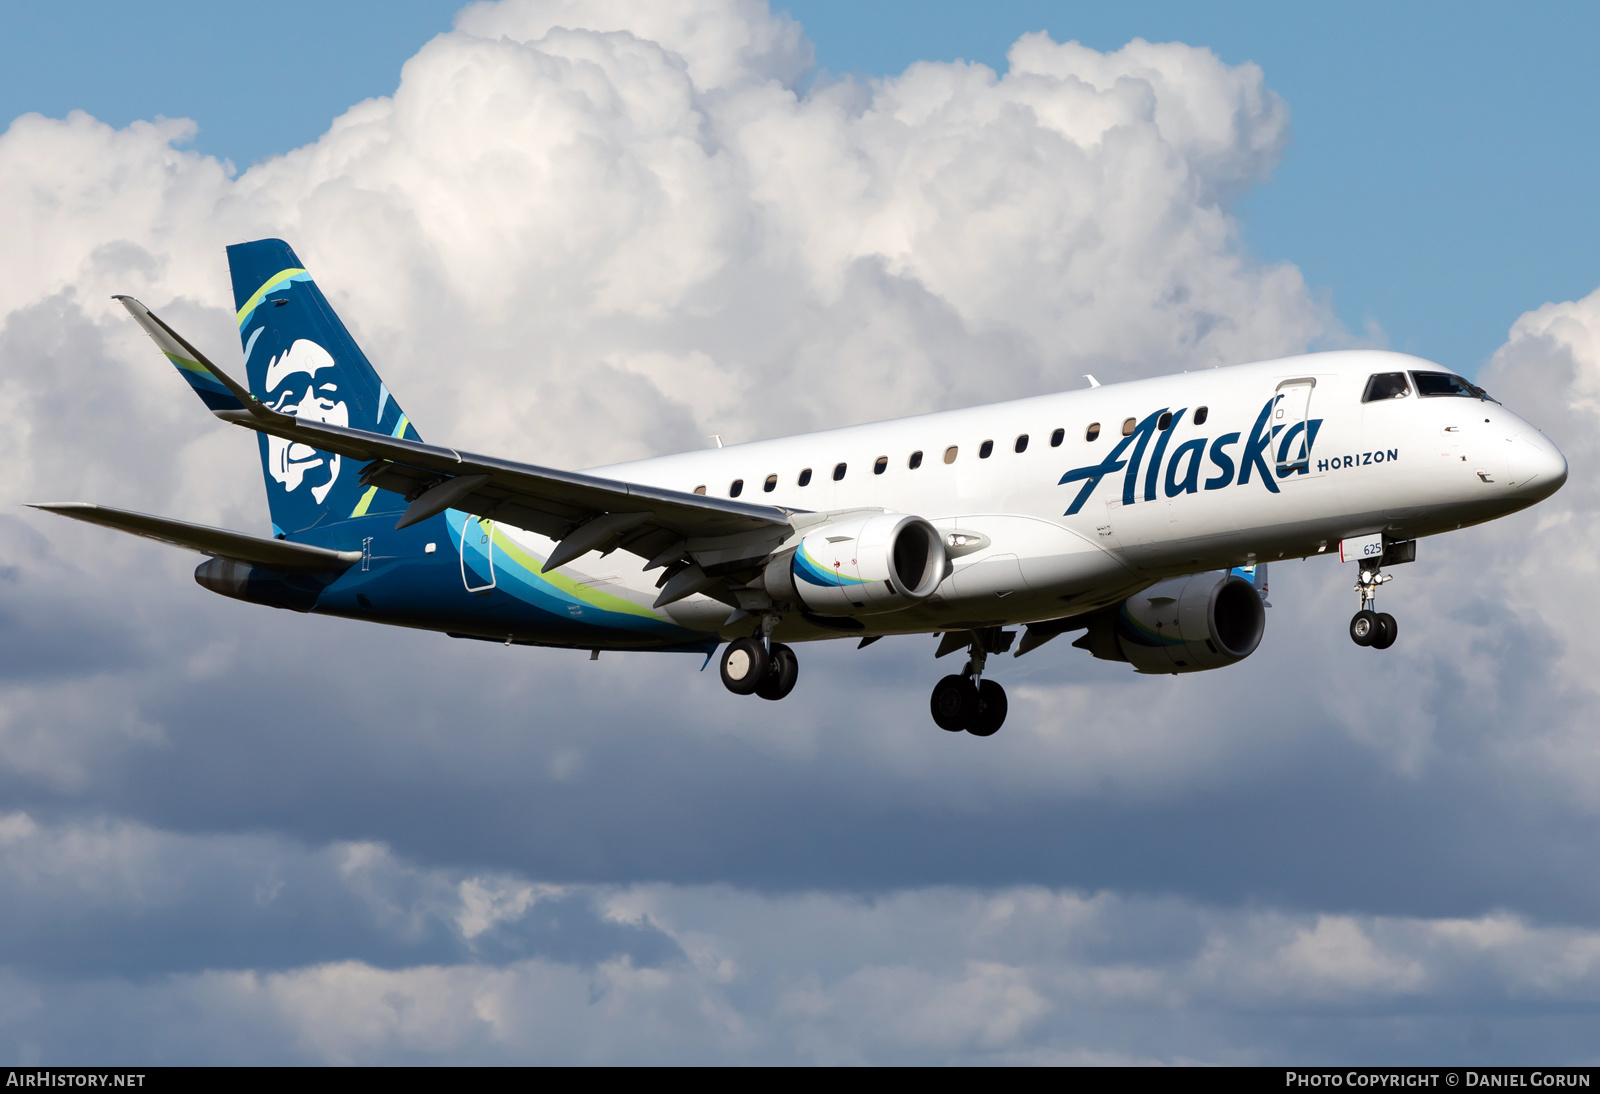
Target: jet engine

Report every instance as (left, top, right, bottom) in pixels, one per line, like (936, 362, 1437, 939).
(1073, 571, 1265, 673)
(762, 512, 947, 616)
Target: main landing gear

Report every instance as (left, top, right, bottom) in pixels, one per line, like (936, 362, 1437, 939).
(719, 634, 799, 701)
(1349, 564, 1398, 650)
(929, 632, 1008, 737)
(717, 622, 1011, 736)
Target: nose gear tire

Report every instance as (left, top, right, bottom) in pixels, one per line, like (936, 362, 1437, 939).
(1371, 612, 1398, 650)
(1350, 610, 1379, 647)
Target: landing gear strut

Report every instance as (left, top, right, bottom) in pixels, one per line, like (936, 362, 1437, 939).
(1349, 564, 1398, 650)
(719, 618, 799, 700)
(929, 632, 1008, 736)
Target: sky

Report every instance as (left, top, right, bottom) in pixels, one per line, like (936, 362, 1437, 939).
(1, 0, 1600, 1065)
(7, 1, 1600, 376)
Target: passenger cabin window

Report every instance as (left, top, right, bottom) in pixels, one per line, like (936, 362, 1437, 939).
(979, 440, 994, 458)
(1157, 411, 1173, 431)
(1410, 371, 1490, 400)
(1083, 423, 1099, 442)
(1052, 428, 1066, 447)
(1363, 373, 1411, 402)
(1121, 418, 1136, 436)
(909, 450, 923, 469)
(873, 456, 888, 474)
(763, 474, 778, 493)
(798, 468, 812, 486)
(1193, 407, 1208, 425)
(944, 446, 959, 464)
(833, 462, 847, 481)
(729, 479, 744, 497)
(1014, 434, 1029, 453)
(693, 485, 706, 495)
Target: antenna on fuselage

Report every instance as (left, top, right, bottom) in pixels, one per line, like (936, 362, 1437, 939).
(709, 434, 724, 448)
(1084, 375, 1101, 388)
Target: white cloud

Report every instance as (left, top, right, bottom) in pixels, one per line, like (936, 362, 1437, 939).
(0, 814, 1596, 1062)
(455, 0, 815, 91)
(0, 0, 1321, 490)
(456, 876, 562, 940)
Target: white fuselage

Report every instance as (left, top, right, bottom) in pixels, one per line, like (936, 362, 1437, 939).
(500, 349, 1566, 641)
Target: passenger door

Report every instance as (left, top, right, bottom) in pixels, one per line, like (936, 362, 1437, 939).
(1273, 378, 1316, 477)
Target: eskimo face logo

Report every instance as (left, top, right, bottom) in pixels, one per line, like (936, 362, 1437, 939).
(261, 338, 347, 505)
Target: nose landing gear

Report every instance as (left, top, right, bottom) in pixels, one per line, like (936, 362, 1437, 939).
(929, 630, 1009, 736)
(1349, 565, 1398, 650)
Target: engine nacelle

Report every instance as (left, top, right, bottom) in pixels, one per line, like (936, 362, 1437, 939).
(763, 512, 947, 616)
(1073, 571, 1265, 673)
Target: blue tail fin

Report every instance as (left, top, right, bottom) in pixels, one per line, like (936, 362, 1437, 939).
(227, 239, 420, 537)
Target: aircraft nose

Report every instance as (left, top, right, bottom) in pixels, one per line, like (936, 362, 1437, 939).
(1509, 430, 1568, 500)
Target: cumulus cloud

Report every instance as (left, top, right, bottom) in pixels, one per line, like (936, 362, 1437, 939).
(0, 815, 1597, 1063)
(0, 0, 1597, 1064)
(0, 0, 1320, 479)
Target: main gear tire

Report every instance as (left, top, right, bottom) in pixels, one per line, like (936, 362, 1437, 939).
(756, 642, 799, 700)
(720, 637, 770, 695)
(930, 674, 976, 732)
(967, 680, 1007, 737)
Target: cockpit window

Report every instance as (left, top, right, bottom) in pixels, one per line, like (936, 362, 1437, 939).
(1362, 373, 1411, 402)
(1410, 370, 1494, 401)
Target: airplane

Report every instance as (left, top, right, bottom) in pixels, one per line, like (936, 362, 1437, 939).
(32, 239, 1569, 736)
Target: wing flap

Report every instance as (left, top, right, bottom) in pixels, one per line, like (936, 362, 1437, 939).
(29, 503, 362, 573)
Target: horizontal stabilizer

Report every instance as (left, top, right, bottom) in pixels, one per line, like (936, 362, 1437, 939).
(28, 503, 362, 573)
(114, 296, 282, 423)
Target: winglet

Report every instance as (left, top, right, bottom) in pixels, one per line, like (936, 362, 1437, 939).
(114, 296, 283, 424)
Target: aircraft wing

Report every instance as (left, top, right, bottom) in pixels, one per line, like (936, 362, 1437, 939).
(118, 298, 798, 590)
(237, 413, 795, 581)
(29, 503, 362, 573)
